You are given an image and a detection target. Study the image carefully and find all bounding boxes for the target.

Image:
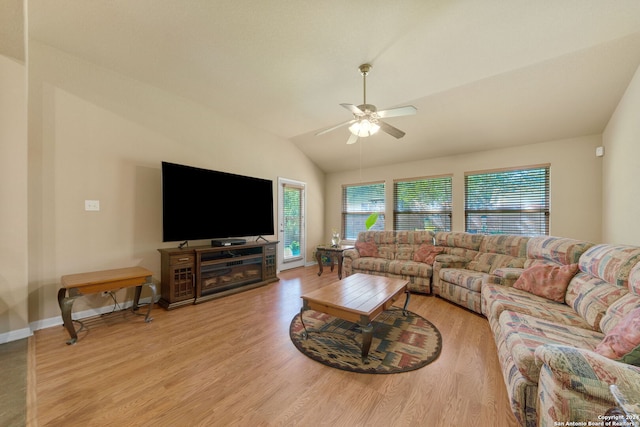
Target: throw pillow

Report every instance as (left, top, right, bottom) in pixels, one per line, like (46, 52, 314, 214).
(512, 263, 579, 303)
(594, 307, 640, 366)
(413, 244, 444, 264)
(356, 240, 379, 258)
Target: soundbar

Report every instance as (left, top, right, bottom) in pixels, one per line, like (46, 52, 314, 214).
(211, 238, 247, 247)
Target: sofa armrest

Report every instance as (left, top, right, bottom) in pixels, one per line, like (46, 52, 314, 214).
(343, 248, 360, 260)
(431, 255, 471, 294)
(433, 254, 469, 269)
(535, 344, 640, 403)
(487, 267, 524, 287)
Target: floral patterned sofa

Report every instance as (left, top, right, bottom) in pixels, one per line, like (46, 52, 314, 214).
(342, 230, 437, 294)
(432, 232, 531, 313)
(482, 242, 640, 426)
(343, 231, 640, 426)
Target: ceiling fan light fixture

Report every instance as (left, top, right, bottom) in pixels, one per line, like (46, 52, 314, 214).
(349, 119, 380, 137)
(315, 63, 416, 143)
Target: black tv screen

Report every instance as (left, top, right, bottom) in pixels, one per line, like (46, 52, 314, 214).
(161, 161, 274, 242)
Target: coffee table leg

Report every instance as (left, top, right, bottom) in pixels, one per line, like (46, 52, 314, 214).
(300, 307, 309, 339)
(403, 290, 411, 316)
(360, 317, 373, 364)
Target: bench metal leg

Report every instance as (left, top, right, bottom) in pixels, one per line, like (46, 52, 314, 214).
(58, 288, 78, 345)
(132, 282, 156, 323)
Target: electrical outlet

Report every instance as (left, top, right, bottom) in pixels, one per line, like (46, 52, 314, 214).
(85, 200, 100, 211)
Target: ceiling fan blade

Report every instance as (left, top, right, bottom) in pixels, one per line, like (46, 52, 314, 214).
(315, 119, 356, 136)
(379, 120, 406, 139)
(346, 133, 359, 145)
(341, 103, 365, 116)
(376, 105, 417, 119)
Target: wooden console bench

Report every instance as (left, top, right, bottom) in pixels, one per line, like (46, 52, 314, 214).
(58, 266, 156, 345)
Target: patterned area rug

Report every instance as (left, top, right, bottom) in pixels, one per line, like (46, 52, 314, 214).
(289, 308, 442, 374)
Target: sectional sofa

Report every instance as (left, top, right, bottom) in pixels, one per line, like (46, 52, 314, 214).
(343, 231, 640, 427)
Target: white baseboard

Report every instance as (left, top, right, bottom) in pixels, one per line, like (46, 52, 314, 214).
(1, 296, 157, 344)
(0, 327, 33, 344)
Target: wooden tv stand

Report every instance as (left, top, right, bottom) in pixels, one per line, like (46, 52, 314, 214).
(157, 241, 278, 309)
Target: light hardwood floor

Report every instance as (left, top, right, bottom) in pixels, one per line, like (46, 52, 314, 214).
(33, 266, 519, 427)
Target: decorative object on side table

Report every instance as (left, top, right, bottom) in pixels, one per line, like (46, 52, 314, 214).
(331, 230, 340, 247)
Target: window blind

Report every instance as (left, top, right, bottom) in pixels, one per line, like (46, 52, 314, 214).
(394, 175, 452, 232)
(342, 182, 385, 240)
(465, 166, 549, 236)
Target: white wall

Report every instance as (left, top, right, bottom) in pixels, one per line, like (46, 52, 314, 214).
(325, 135, 603, 244)
(602, 64, 640, 245)
(0, 54, 29, 339)
(26, 42, 325, 324)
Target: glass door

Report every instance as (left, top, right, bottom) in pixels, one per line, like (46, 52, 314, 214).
(278, 178, 306, 271)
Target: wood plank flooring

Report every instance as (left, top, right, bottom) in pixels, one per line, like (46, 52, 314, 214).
(33, 266, 519, 427)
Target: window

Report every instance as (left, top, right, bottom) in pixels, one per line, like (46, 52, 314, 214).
(342, 182, 385, 240)
(394, 175, 452, 232)
(465, 165, 550, 236)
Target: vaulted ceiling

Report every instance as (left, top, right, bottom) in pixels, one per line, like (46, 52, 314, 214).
(18, 1, 640, 171)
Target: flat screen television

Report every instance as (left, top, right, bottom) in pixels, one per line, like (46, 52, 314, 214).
(161, 161, 274, 242)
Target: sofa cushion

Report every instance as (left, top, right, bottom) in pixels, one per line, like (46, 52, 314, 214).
(434, 231, 484, 251)
(413, 244, 444, 264)
(439, 268, 485, 293)
(388, 260, 433, 278)
(512, 263, 578, 303)
(566, 272, 629, 331)
(578, 244, 640, 288)
(395, 230, 435, 245)
(480, 234, 529, 257)
(498, 311, 604, 383)
(469, 252, 526, 274)
(525, 236, 594, 267)
(594, 307, 640, 365)
(482, 284, 592, 330)
(350, 257, 388, 273)
(355, 240, 379, 258)
(376, 245, 397, 260)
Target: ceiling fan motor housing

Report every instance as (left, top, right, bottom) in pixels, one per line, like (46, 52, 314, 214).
(356, 104, 377, 115)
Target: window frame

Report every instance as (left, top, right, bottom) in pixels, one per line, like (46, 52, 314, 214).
(464, 164, 550, 236)
(393, 174, 453, 232)
(341, 181, 386, 241)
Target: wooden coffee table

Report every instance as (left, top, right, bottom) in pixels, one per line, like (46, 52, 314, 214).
(299, 273, 410, 364)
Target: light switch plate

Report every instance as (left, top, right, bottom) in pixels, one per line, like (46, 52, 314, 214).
(85, 200, 100, 211)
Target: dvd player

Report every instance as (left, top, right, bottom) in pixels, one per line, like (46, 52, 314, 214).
(211, 238, 246, 247)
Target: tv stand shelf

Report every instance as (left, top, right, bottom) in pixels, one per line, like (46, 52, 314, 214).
(158, 241, 278, 309)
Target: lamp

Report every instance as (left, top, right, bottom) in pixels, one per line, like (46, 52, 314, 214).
(349, 118, 380, 137)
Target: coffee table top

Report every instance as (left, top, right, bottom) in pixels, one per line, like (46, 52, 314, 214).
(300, 273, 408, 321)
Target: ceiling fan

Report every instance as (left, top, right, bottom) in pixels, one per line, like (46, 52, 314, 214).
(316, 63, 417, 144)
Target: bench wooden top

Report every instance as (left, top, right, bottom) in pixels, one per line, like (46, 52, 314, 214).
(300, 273, 408, 318)
(61, 266, 152, 289)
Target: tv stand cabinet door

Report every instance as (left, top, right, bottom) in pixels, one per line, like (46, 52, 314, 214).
(263, 243, 278, 281)
(160, 251, 196, 309)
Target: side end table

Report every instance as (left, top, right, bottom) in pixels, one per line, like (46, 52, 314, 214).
(315, 244, 354, 279)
